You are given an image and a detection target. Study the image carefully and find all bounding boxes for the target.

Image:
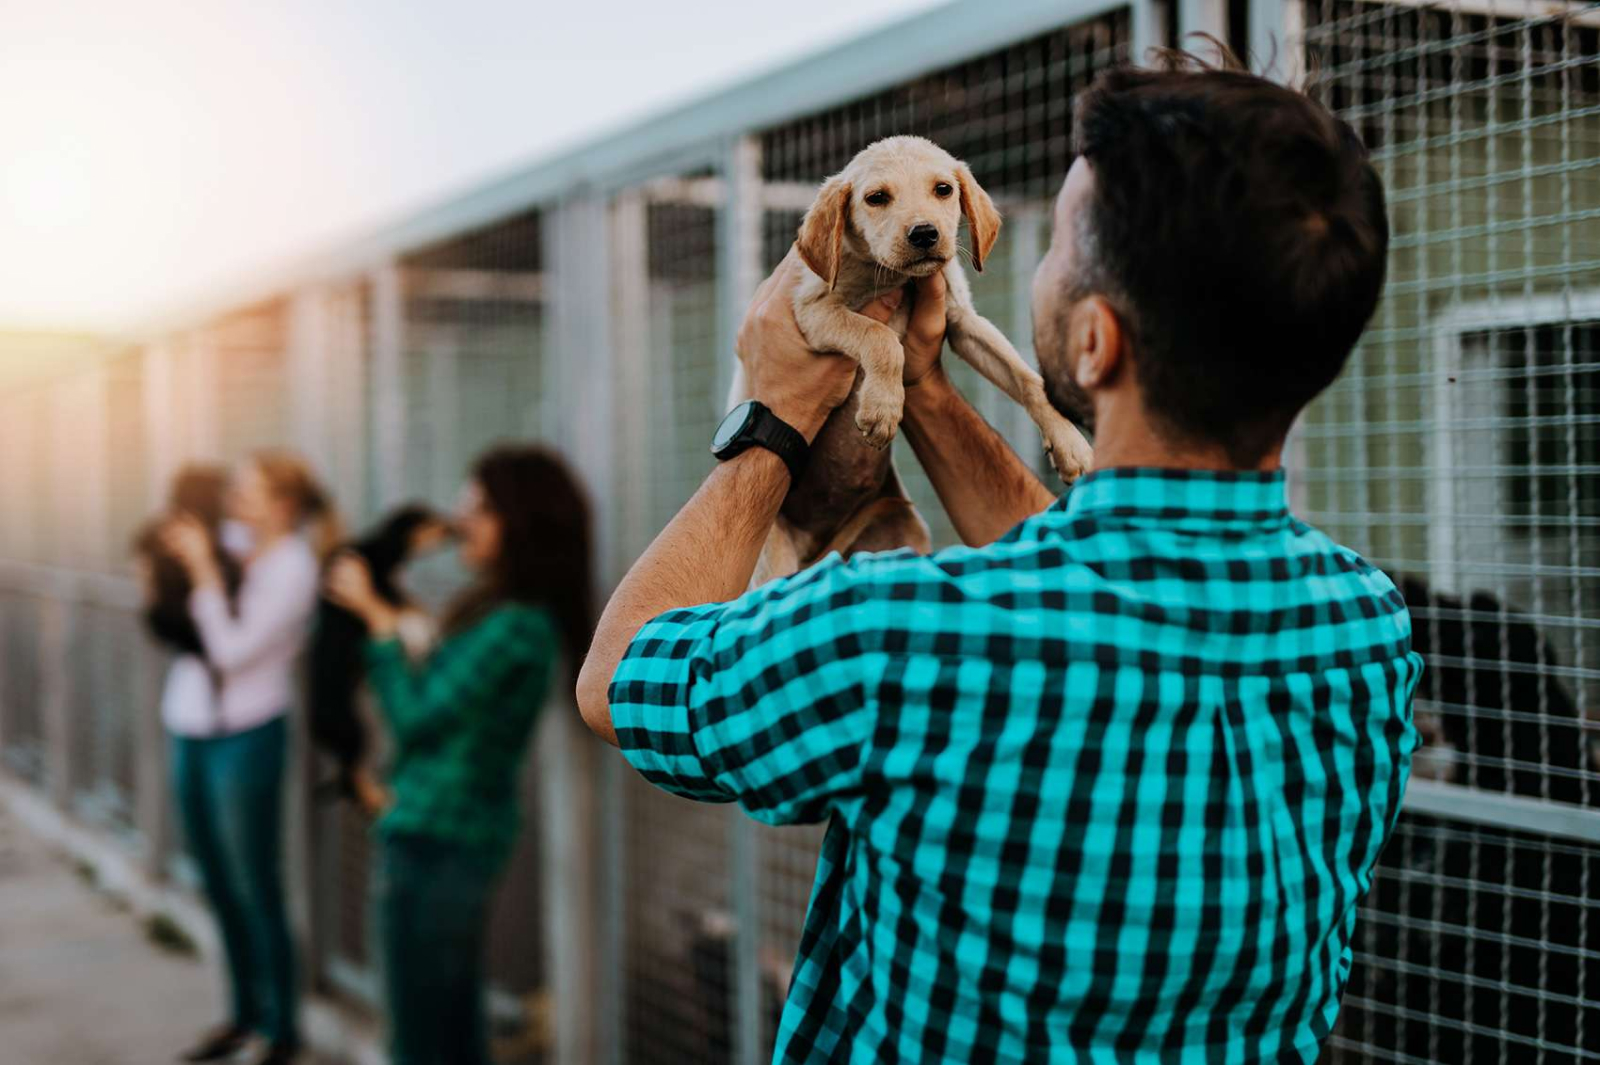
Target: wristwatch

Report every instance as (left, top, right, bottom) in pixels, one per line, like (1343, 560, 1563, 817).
(711, 400, 809, 482)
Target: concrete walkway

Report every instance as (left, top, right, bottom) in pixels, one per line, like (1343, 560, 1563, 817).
(0, 799, 220, 1063)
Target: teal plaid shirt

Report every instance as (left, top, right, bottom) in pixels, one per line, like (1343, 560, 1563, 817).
(612, 469, 1422, 1064)
(367, 602, 556, 863)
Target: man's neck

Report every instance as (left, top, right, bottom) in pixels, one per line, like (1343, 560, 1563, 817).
(1086, 398, 1282, 474)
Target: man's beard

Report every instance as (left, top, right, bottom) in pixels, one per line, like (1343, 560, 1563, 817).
(1044, 373, 1095, 434)
(1034, 306, 1096, 434)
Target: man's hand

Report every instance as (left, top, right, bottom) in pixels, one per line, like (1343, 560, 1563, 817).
(737, 257, 859, 441)
(861, 272, 948, 388)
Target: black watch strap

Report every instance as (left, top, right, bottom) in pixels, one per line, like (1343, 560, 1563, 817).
(712, 400, 809, 482)
(747, 404, 809, 482)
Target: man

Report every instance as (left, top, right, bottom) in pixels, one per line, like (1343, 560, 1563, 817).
(578, 60, 1421, 1063)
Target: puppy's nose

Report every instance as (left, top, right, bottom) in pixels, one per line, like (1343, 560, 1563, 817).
(906, 224, 940, 250)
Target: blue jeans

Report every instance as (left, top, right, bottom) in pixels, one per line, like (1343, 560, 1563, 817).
(377, 833, 501, 1065)
(171, 716, 298, 1047)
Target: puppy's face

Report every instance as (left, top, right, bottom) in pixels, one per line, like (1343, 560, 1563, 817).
(844, 138, 965, 276)
(797, 136, 1001, 289)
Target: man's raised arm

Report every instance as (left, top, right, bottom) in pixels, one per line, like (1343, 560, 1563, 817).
(897, 275, 1057, 546)
(577, 259, 860, 744)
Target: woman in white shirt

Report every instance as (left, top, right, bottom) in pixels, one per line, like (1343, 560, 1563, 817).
(159, 450, 338, 1065)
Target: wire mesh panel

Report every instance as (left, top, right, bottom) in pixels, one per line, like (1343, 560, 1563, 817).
(70, 595, 146, 832)
(1349, 815, 1600, 1063)
(610, 180, 724, 568)
(397, 211, 550, 576)
(1295, 1, 1600, 1059)
(405, 209, 552, 1019)
(606, 171, 741, 1064)
(0, 586, 47, 783)
(316, 211, 553, 1043)
(0, 381, 58, 785)
(210, 302, 292, 462)
(103, 351, 149, 566)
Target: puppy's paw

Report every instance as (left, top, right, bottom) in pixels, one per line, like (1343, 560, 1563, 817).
(1043, 423, 1094, 483)
(855, 381, 904, 449)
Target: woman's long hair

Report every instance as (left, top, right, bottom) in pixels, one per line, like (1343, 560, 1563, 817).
(251, 448, 344, 561)
(440, 445, 595, 679)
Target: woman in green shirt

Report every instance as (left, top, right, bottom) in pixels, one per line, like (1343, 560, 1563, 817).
(326, 445, 592, 1065)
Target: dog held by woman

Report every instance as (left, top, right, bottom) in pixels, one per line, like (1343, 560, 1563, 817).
(306, 504, 451, 812)
(730, 136, 1094, 581)
(132, 464, 242, 665)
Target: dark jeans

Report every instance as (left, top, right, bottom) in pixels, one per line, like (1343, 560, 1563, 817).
(171, 716, 298, 1047)
(377, 833, 501, 1065)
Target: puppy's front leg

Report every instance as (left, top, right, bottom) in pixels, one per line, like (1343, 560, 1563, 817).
(945, 304, 1094, 481)
(795, 301, 906, 448)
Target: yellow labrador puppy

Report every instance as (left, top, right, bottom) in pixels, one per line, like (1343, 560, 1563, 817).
(732, 136, 1093, 583)
(793, 135, 1091, 466)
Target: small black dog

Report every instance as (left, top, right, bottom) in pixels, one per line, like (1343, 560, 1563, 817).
(132, 465, 243, 664)
(307, 503, 449, 806)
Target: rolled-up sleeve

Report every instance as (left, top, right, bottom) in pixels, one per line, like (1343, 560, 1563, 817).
(609, 552, 888, 825)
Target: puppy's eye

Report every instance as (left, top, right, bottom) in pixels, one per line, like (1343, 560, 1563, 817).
(864, 190, 891, 207)
(934, 182, 954, 198)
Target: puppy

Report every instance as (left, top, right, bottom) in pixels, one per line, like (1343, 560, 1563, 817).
(307, 504, 450, 809)
(732, 136, 1093, 582)
(132, 465, 242, 665)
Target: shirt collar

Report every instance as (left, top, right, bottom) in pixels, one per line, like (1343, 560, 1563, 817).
(1057, 467, 1292, 531)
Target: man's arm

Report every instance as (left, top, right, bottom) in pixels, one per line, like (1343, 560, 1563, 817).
(897, 275, 1058, 546)
(577, 448, 791, 745)
(576, 259, 862, 745)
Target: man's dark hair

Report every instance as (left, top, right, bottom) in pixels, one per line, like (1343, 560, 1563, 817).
(1069, 54, 1389, 465)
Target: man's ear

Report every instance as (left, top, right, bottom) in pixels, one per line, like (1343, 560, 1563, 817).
(796, 176, 851, 290)
(955, 163, 1001, 273)
(1071, 295, 1126, 390)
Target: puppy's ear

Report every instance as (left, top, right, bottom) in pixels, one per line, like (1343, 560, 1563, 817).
(796, 176, 852, 290)
(956, 163, 1001, 273)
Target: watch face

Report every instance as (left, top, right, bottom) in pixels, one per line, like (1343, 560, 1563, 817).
(712, 400, 756, 454)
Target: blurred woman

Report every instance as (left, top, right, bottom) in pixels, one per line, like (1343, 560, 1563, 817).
(162, 450, 340, 1065)
(325, 444, 592, 1065)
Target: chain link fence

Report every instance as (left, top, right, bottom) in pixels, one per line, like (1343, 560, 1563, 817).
(0, 1, 1596, 1061)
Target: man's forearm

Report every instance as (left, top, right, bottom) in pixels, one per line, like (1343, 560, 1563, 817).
(576, 448, 789, 745)
(902, 369, 1058, 546)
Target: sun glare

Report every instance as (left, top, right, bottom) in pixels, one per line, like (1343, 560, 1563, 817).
(1, 148, 93, 233)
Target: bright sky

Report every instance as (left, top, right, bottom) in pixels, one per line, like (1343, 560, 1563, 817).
(0, 0, 944, 331)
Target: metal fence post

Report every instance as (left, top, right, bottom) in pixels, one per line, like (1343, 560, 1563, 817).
(285, 283, 332, 995)
(716, 134, 768, 1065)
(1130, 0, 1163, 65)
(186, 329, 221, 462)
(592, 189, 638, 1065)
(142, 341, 178, 511)
(134, 634, 171, 880)
(327, 284, 370, 524)
(424, 323, 460, 504)
(371, 263, 407, 510)
(1178, 0, 1227, 45)
(543, 193, 615, 1065)
(39, 586, 74, 808)
(288, 289, 332, 474)
(607, 189, 649, 576)
(1249, 0, 1304, 84)
(717, 137, 764, 413)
